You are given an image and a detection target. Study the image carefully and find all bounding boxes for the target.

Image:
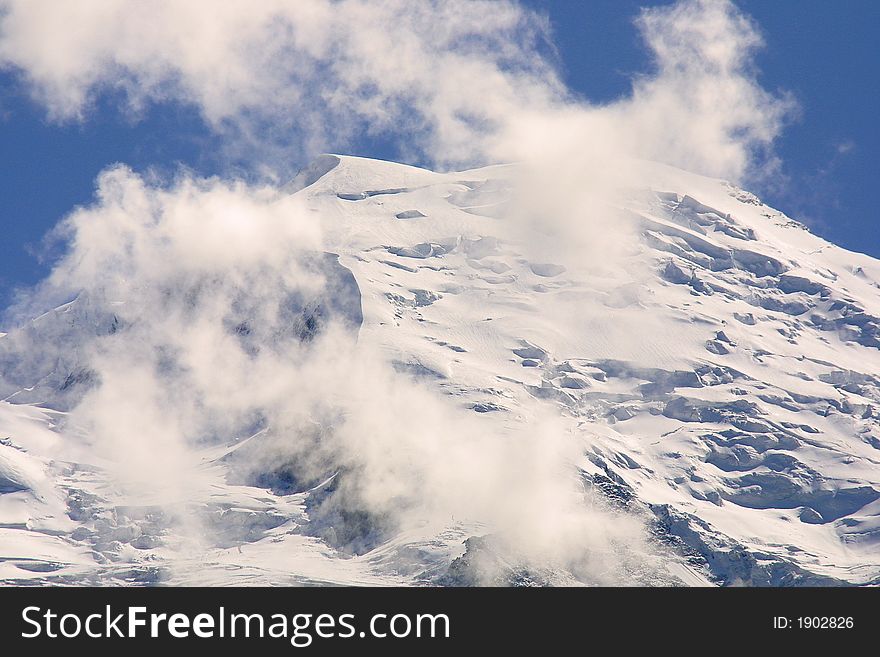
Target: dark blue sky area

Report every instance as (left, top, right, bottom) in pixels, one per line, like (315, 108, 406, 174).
(0, 1, 877, 307)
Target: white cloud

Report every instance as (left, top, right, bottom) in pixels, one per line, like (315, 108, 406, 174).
(0, 0, 561, 169)
(1, 165, 650, 581)
(836, 140, 855, 155)
(0, 0, 791, 181)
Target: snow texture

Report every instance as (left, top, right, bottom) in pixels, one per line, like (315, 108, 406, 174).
(2, 155, 880, 586)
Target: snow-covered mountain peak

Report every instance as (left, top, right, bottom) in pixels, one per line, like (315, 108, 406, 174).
(2, 155, 879, 586)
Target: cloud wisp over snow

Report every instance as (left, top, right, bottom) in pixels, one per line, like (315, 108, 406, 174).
(0, 0, 795, 581)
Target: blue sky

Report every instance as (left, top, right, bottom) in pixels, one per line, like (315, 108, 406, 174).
(0, 0, 877, 307)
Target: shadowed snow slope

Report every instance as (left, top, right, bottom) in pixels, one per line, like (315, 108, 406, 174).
(2, 154, 880, 586)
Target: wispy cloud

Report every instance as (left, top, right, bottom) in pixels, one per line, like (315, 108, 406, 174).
(0, 0, 791, 181)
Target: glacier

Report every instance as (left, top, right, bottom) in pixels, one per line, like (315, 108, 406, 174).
(1, 154, 879, 586)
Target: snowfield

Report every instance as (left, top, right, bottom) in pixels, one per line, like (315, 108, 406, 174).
(2, 154, 879, 586)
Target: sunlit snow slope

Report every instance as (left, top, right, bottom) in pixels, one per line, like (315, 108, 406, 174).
(2, 155, 879, 586)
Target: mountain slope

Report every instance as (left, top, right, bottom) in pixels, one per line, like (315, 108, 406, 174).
(2, 155, 879, 586)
